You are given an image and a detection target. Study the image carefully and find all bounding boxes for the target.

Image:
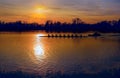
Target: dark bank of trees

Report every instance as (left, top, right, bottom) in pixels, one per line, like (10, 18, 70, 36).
(0, 18, 120, 33)
(0, 21, 44, 32)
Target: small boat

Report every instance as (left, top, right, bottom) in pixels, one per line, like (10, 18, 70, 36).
(88, 32, 101, 37)
(40, 34, 84, 38)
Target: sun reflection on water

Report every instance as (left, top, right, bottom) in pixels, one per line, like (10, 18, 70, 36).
(33, 34, 45, 60)
(34, 45, 44, 56)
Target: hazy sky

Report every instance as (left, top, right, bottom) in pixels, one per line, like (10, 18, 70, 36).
(0, 0, 120, 23)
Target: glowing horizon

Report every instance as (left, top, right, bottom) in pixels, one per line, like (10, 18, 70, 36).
(0, 0, 120, 24)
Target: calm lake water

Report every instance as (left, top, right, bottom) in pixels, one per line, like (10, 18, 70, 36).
(0, 32, 120, 75)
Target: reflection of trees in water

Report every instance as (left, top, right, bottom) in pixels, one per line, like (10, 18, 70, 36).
(0, 68, 120, 78)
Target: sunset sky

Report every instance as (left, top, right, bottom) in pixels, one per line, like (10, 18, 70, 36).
(0, 0, 120, 24)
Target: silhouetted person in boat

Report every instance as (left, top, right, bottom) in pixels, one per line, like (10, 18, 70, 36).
(55, 34, 58, 37)
(48, 34, 51, 37)
(63, 34, 66, 38)
(59, 34, 62, 37)
(67, 34, 70, 38)
(71, 34, 74, 37)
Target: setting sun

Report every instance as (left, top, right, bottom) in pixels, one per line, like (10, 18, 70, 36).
(35, 7, 46, 14)
(34, 6, 50, 14)
(31, 6, 50, 19)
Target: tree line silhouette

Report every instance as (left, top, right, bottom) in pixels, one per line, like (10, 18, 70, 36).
(0, 18, 120, 33)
